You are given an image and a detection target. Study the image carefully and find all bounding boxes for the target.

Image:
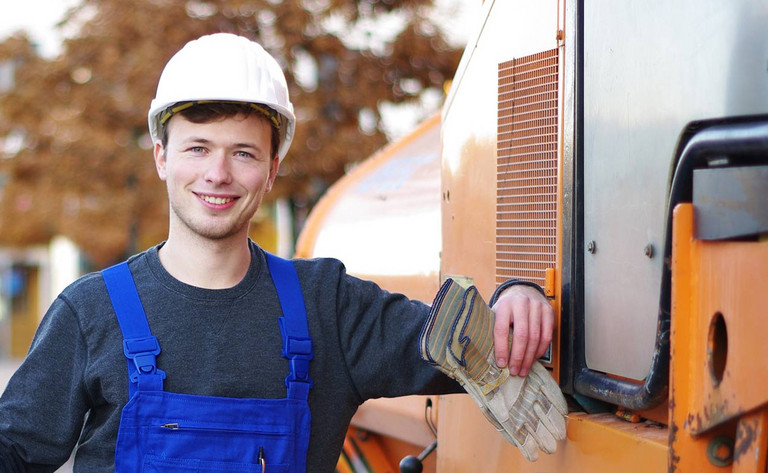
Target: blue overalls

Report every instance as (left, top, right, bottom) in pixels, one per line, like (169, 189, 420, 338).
(101, 253, 313, 473)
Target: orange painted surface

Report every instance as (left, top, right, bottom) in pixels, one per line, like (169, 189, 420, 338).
(343, 274, 439, 307)
(687, 234, 768, 434)
(295, 113, 441, 267)
(342, 428, 398, 473)
(670, 203, 768, 473)
(439, 131, 497, 298)
(295, 114, 443, 470)
(669, 203, 726, 472)
(436, 395, 667, 473)
(351, 396, 438, 449)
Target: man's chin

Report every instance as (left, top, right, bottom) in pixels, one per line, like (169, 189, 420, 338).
(184, 220, 249, 242)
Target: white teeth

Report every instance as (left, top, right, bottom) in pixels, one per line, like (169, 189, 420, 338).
(200, 195, 234, 205)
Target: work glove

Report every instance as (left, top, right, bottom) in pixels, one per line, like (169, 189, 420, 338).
(419, 278, 568, 461)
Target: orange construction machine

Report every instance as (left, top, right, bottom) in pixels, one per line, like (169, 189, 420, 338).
(296, 1, 768, 471)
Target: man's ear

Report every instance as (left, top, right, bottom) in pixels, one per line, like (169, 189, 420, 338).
(265, 155, 280, 193)
(154, 142, 167, 181)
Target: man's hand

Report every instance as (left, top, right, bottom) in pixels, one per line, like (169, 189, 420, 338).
(491, 285, 554, 377)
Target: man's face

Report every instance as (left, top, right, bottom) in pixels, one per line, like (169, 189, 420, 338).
(154, 113, 279, 243)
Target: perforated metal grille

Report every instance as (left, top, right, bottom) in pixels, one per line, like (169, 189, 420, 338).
(497, 49, 559, 286)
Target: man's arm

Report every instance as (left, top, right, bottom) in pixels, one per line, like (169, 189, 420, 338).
(0, 296, 89, 470)
(490, 283, 554, 377)
(0, 439, 26, 473)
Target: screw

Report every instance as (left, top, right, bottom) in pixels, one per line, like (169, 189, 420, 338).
(587, 241, 596, 254)
(644, 244, 654, 258)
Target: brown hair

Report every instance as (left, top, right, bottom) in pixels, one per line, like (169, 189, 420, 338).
(160, 102, 281, 159)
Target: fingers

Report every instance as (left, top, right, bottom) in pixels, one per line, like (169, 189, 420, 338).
(492, 285, 555, 377)
(493, 305, 512, 370)
(519, 301, 541, 377)
(508, 296, 530, 376)
(493, 292, 531, 377)
(537, 303, 555, 359)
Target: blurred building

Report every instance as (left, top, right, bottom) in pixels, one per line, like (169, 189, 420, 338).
(0, 236, 80, 359)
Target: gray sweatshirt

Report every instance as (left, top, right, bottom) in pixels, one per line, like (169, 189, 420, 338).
(0, 241, 462, 472)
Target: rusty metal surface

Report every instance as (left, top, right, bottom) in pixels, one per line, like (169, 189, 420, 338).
(733, 409, 768, 471)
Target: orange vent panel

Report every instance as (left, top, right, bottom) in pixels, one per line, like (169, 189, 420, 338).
(496, 49, 559, 286)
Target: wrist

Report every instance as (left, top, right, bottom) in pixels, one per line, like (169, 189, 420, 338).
(490, 279, 546, 306)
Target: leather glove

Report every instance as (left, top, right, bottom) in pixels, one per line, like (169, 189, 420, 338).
(419, 278, 568, 461)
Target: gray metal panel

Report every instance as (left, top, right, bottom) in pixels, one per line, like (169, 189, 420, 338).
(583, 1, 768, 379)
(694, 166, 768, 240)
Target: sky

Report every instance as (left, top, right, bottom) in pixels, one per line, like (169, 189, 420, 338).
(0, 0, 81, 57)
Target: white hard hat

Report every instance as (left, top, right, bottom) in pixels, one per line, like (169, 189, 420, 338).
(148, 33, 295, 162)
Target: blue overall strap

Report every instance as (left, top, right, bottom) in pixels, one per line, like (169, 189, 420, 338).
(102, 262, 166, 397)
(265, 252, 313, 401)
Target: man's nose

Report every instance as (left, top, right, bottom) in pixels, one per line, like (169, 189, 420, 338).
(204, 152, 233, 184)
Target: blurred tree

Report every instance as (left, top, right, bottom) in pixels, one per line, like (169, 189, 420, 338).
(0, 0, 462, 267)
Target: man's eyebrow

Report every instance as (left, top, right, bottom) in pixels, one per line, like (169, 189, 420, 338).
(232, 142, 260, 149)
(181, 137, 260, 149)
(181, 136, 212, 145)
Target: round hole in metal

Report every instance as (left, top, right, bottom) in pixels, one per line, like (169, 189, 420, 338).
(707, 312, 728, 386)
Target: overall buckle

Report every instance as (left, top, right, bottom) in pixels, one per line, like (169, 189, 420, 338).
(284, 336, 313, 389)
(123, 336, 166, 383)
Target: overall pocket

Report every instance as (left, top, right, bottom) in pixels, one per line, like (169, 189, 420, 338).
(147, 418, 294, 466)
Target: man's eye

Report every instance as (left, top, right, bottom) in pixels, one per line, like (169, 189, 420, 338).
(188, 146, 206, 153)
(236, 151, 255, 159)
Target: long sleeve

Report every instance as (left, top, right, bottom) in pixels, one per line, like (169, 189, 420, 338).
(0, 295, 90, 471)
(296, 257, 462, 402)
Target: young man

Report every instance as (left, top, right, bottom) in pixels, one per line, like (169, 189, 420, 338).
(0, 34, 558, 471)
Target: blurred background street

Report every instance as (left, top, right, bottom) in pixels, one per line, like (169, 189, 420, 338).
(0, 358, 20, 392)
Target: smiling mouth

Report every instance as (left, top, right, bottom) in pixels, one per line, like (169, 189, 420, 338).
(199, 194, 235, 205)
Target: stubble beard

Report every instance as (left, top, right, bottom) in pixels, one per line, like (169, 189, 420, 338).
(168, 196, 251, 243)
